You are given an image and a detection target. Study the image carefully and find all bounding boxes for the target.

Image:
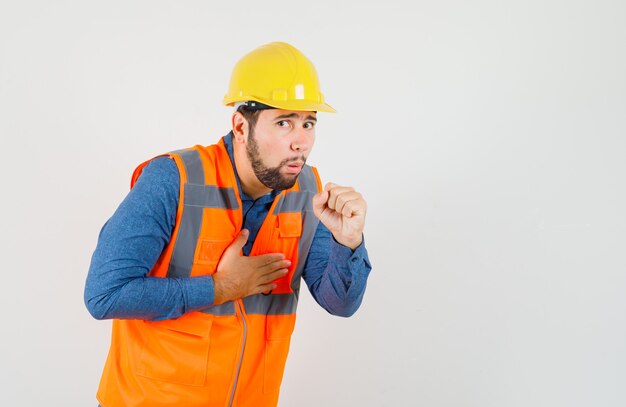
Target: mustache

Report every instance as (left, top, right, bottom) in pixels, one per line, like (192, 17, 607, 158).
(279, 155, 307, 166)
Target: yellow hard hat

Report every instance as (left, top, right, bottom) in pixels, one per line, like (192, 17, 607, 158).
(223, 42, 336, 113)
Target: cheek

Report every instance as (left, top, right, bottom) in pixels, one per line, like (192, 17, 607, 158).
(265, 135, 291, 152)
(255, 127, 295, 162)
(257, 139, 287, 166)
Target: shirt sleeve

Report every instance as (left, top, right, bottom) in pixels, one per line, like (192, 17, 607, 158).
(302, 221, 372, 317)
(84, 156, 216, 321)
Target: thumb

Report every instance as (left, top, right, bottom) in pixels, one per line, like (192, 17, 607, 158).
(227, 229, 249, 253)
(324, 182, 337, 192)
(312, 190, 329, 215)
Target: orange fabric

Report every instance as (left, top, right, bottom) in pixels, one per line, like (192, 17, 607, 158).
(96, 139, 319, 407)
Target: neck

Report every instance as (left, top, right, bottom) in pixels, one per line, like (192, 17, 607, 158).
(233, 142, 272, 200)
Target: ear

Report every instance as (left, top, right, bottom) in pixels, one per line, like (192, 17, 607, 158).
(231, 112, 247, 143)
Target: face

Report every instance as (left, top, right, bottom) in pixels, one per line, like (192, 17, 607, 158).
(245, 109, 317, 191)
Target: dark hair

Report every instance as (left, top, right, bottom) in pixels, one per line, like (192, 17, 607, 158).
(236, 105, 262, 132)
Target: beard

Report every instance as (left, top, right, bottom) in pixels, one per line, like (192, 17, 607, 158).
(246, 128, 306, 191)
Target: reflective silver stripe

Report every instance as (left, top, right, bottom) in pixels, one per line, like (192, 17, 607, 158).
(242, 293, 298, 315)
(273, 166, 317, 215)
(290, 210, 319, 293)
(167, 205, 203, 278)
(272, 195, 285, 215)
(201, 301, 236, 316)
(297, 165, 318, 193)
(290, 165, 320, 292)
(166, 149, 206, 278)
(273, 191, 315, 214)
(174, 149, 205, 184)
(185, 184, 239, 209)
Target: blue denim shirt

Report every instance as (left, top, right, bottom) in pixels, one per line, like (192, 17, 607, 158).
(85, 133, 371, 321)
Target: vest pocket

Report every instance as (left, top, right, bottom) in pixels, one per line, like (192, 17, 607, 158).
(193, 239, 231, 275)
(136, 313, 213, 386)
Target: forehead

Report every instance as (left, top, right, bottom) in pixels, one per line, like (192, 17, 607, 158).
(259, 109, 317, 121)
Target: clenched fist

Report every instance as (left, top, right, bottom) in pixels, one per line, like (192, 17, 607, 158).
(312, 182, 367, 250)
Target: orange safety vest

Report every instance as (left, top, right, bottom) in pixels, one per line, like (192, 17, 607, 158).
(97, 137, 322, 407)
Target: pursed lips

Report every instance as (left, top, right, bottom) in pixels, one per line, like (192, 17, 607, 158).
(285, 161, 304, 174)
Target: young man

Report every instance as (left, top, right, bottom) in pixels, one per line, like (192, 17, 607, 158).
(85, 42, 372, 407)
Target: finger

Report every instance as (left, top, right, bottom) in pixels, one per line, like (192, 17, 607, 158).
(253, 253, 286, 266)
(225, 229, 249, 255)
(312, 190, 329, 216)
(258, 259, 291, 275)
(259, 268, 289, 284)
(334, 192, 362, 217)
(251, 283, 278, 296)
(327, 187, 355, 211)
(341, 199, 366, 218)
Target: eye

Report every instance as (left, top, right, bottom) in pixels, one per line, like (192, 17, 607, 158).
(276, 120, 290, 128)
(303, 121, 316, 129)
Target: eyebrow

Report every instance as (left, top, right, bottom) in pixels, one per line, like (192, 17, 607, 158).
(274, 113, 317, 122)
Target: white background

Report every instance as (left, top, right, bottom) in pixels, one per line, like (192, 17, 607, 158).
(1, 0, 625, 406)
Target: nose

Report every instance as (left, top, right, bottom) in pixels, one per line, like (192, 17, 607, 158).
(291, 128, 312, 153)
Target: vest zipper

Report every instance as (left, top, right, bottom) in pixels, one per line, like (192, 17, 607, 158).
(228, 299, 248, 407)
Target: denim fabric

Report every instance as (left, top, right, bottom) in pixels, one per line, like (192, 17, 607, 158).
(85, 133, 371, 321)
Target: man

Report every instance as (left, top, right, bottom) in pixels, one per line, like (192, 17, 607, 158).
(85, 42, 372, 407)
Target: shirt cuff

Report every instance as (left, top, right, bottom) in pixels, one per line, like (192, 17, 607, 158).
(330, 234, 372, 275)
